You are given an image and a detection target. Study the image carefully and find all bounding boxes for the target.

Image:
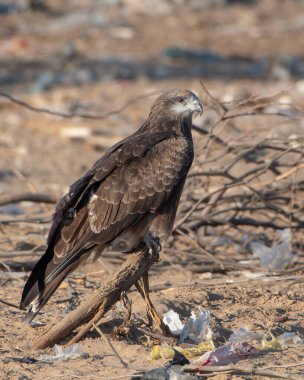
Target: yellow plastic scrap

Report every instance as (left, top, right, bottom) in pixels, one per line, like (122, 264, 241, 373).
(260, 333, 286, 351)
(198, 340, 215, 351)
(174, 341, 213, 359)
(150, 345, 175, 361)
(174, 346, 202, 358)
(150, 340, 215, 361)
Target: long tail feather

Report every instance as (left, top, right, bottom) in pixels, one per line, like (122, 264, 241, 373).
(20, 245, 95, 323)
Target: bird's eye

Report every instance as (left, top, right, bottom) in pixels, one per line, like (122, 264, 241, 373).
(177, 97, 184, 103)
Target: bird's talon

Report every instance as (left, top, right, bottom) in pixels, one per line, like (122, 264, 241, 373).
(144, 233, 162, 261)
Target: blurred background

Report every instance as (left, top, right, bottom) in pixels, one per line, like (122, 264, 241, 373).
(1, 0, 304, 236)
(1, 0, 304, 192)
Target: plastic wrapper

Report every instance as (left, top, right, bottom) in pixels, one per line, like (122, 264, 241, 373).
(191, 342, 259, 366)
(163, 309, 184, 336)
(250, 229, 294, 270)
(150, 341, 215, 361)
(40, 343, 85, 361)
(180, 308, 212, 344)
(260, 333, 285, 350)
(229, 327, 262, 344)
(163, 307, 213, 343)
(260, 332, 304, 350)
(278, 332, 304, 346)
(151, 345, 175, 361)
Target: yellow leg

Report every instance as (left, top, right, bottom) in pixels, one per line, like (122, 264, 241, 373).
(135, 271, 171, 335)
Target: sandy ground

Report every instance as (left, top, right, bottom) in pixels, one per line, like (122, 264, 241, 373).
(1, 1, 304, 379)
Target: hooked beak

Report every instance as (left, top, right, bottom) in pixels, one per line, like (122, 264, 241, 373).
(193, 100, 203, 115)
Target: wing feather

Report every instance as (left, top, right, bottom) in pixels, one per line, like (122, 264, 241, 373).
(48, 131, 193, 260)
(86, 136, 192, 238)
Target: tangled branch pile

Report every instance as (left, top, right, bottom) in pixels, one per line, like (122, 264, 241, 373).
(169, 86, 304, 273)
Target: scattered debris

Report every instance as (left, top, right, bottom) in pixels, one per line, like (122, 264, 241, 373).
(192, 342, 259, 366)
(163, 308, 213, 344)
(40, 344, 87, 361)
(229, 327, 262, 344)
(162, 310, 184, 336)
(140, 364, 199, 380)
(278, 332, 304, 346)
(169, 350, 190, 366)
(260, 333, 287, 350)
(151, 341, 215, 361)
(180, 309, 213, 344)
(261, 332, 304, 350)
(142, 351, 194, 380)
(250, 229, 295, 270)
(153, 316, 304, 372)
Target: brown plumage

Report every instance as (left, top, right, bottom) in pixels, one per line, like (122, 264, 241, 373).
(20, 89, 202, 322)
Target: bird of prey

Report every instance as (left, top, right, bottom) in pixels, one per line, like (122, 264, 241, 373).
(20, 89, 202, 322)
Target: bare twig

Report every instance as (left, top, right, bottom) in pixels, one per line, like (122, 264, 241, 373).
(0, 91, 161, 120)
(184, 363, 302, 379)
(93, 323, 128, 368)
(0, 299, 20, 309)
(262, 361, 304, 370)
(0, 192, 57, 206)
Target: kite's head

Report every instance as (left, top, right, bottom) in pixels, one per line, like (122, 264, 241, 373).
(152, 90, 203, 119)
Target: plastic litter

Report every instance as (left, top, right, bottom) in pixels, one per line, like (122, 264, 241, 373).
(140, 365, 198, 380)
(163, 308, 213, 344)
(260, 333, 285, 350)
(167, 367, 198, 380)
(163, 310, 184, 336)
(40, 343, 85, 361)
(229, 327, 262, 344)
(180, 308, 213, 344)
(169, 350, 190, 366)
(229, 328, 303, 351)
(250, 229, 294, 270)
(259, 331, 303, 350)
(151, 341, 215, 361)
(151, 345, 175, 361)
(278, 332, 304, 346)
(151, 325, 302, 365)
(227, 328, 304, 351)
(191, 342, 259, 366)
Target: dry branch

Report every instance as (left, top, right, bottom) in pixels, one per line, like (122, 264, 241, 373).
(0, 91, 161, 120)
(93, 323, 128, 368)
(184, 363, 302, 379)
(0, 192, 57, 206)
(33, 245, 161, 349)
